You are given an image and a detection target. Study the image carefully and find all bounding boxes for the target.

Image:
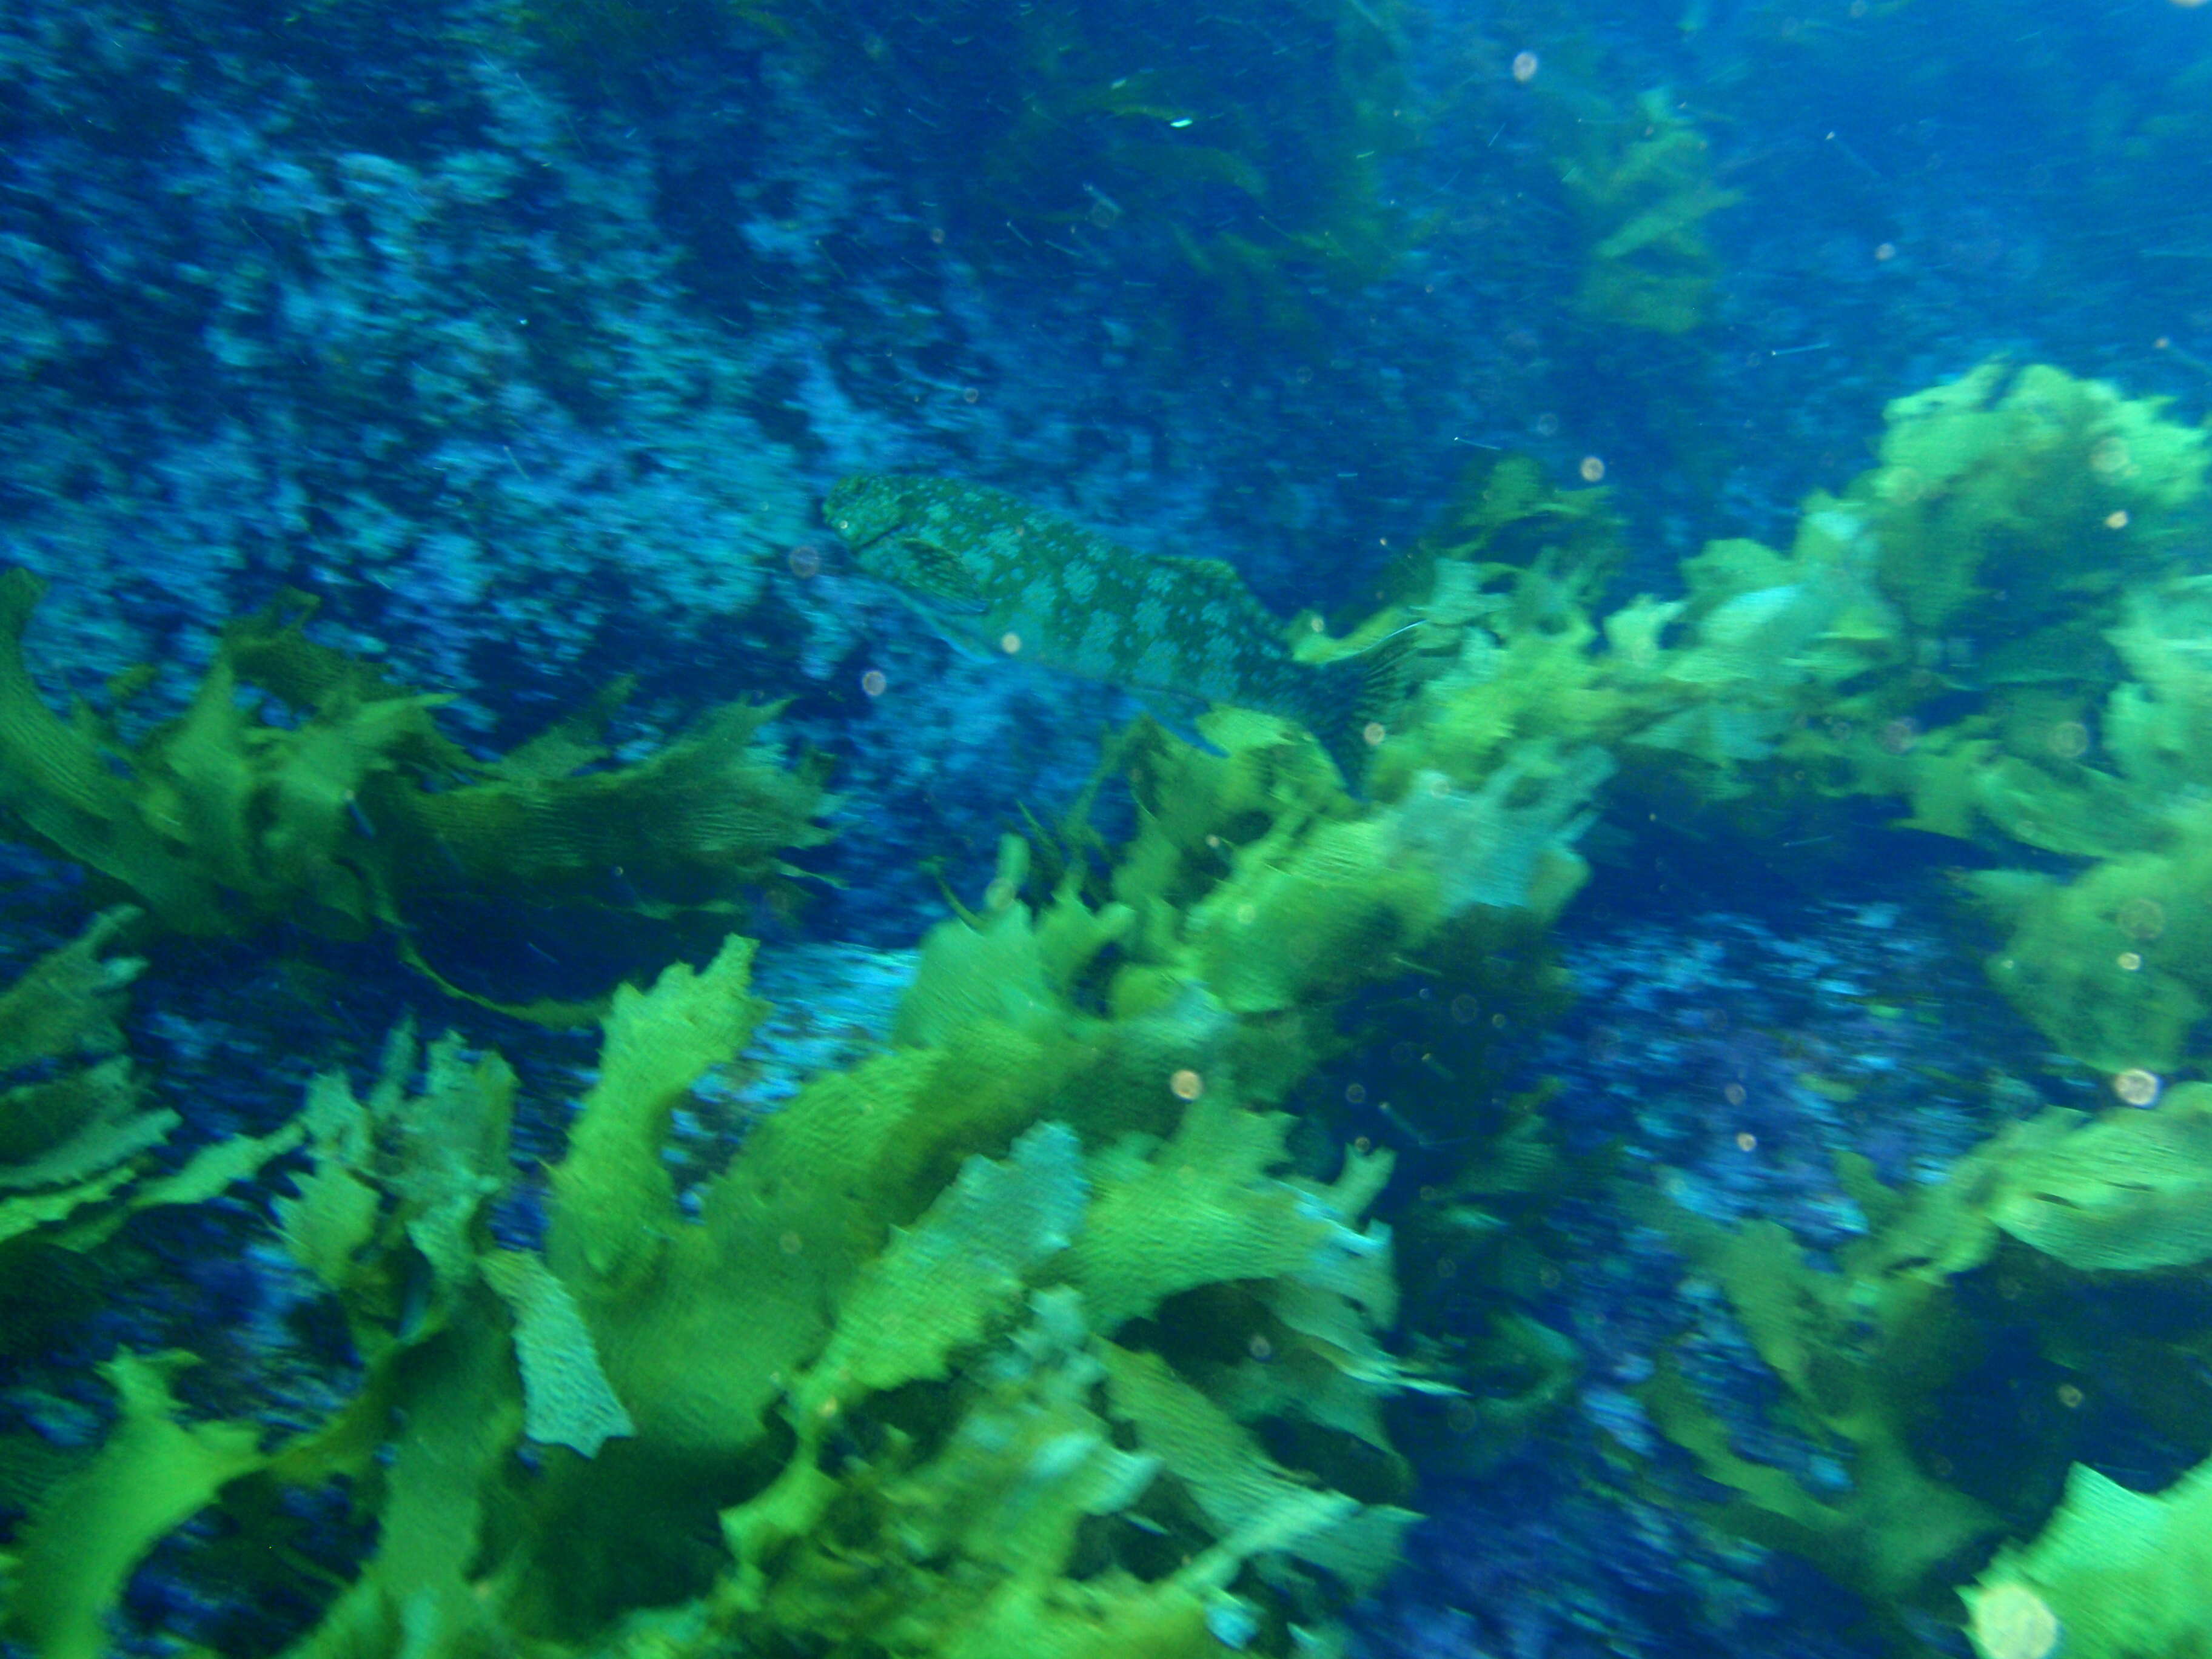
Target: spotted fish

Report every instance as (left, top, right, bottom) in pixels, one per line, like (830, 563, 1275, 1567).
(825, 474, 1405, 789)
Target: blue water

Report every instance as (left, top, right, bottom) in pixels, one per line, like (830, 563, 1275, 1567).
(2, 1, 2209, 1655)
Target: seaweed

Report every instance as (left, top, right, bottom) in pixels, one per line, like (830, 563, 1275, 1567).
(4, 763, 1479, 1656)
(0, 571, 831, 1007)
(0, 907, 300, 1267)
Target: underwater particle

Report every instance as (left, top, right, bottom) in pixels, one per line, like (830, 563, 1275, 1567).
(2090, 437, 2133, 477)
(1346, 1083, 1367, 1105)
(2056, 1383, 2084, 1409)
(2119, 897, 2166, 940)
(1363, 720, 1388, 746)
(1450, 993, 1480, 1024)
(2046, 720, 2091, 759)
(860, 669, 888, 697)
(962, 387, 980, 404)
(1512, 50, 1540, 82)
(1535, 411, 1561, 437)
(999, 631, 1022, 654)
(2113, 1068, 2161, 1107)
(1735, 1131, 1757, 1152)
(1875, 241, 1897, 260)
(1968, 1580, 2061, 1659)
(1580, 455, 1606, 482)
(787, 543, 822, 578)
(1170, 1068, 1205, 1101)
(1248, 1334, 1273, 1361)
(1723, 1082, 1746, 1106)
(2105, 509, 2131, 529)
(2118, 952, 2143, 972)
(1879, 717, 1919, 754)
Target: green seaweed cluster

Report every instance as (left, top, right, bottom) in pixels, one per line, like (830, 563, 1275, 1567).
(0, 909, 299, 1283)
(1479, 360, 2212, 1076)
(1205, 357, 2212, 1648)
(1549, 85, 1741, 336)
(1644, 1079, 2212, 1658)
(0, 767, 1498, 1655)
(0, 619, 1623, 1656)
(1811, 369, 2208, 1073)
(0, 569, 831, 1008)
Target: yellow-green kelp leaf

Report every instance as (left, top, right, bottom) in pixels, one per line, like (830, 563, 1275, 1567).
(1070, 1093, 1337, 1332)
(1988, 1082, 2212, 1272)
(789, 1120, 1086, 1421)
(1967, 1454, 2212, 1659)
(279, 1313, 523, 1659)
(0, 905, 139, 1081)
(0, 572, 834, 1005)
(274, 1071, 383, 1292)
(1100, 1342, 1417, 1595)
(4, 1353, 264, 1659)
(550, 936, 768, 1292)
(483, 1248, 636, 1459)
(728, 1124, 1090, 1602)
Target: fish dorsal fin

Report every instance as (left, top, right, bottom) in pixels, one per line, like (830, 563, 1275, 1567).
(1178, 555, 1247, 588)
(1173, 554, 1280, 623)
(894, 537, 990, 615)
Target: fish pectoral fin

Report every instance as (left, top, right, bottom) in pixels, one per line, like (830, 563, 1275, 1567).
(896, 538, 991, 614)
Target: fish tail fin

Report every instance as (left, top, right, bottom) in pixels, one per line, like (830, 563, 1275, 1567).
(1307, 625, 1418, 796)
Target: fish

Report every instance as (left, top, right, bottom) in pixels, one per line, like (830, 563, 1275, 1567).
(825, 474, 1407, 790)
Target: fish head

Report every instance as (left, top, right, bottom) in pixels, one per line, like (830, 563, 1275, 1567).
(825, 477, 992, 617)
(823, 475, 907, 551)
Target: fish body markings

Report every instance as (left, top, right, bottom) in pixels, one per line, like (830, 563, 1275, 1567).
(825, 475, 1403, 788)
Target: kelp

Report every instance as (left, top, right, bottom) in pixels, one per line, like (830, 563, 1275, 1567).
(0, 570, 831, 962)
(1641, 1204, 2005, 1614)
(1641, 1081, 2212, 1641)
(12, 735, 1504, 1655)
(1546, 85, 1740, 335)
(1965, 1455, 2212, 1659)
(0, 907, 300, 1263)
(1468, 361, 2212, 1076)
(0, 915, 311, 1655)
(5, 1353, 268, 1659)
